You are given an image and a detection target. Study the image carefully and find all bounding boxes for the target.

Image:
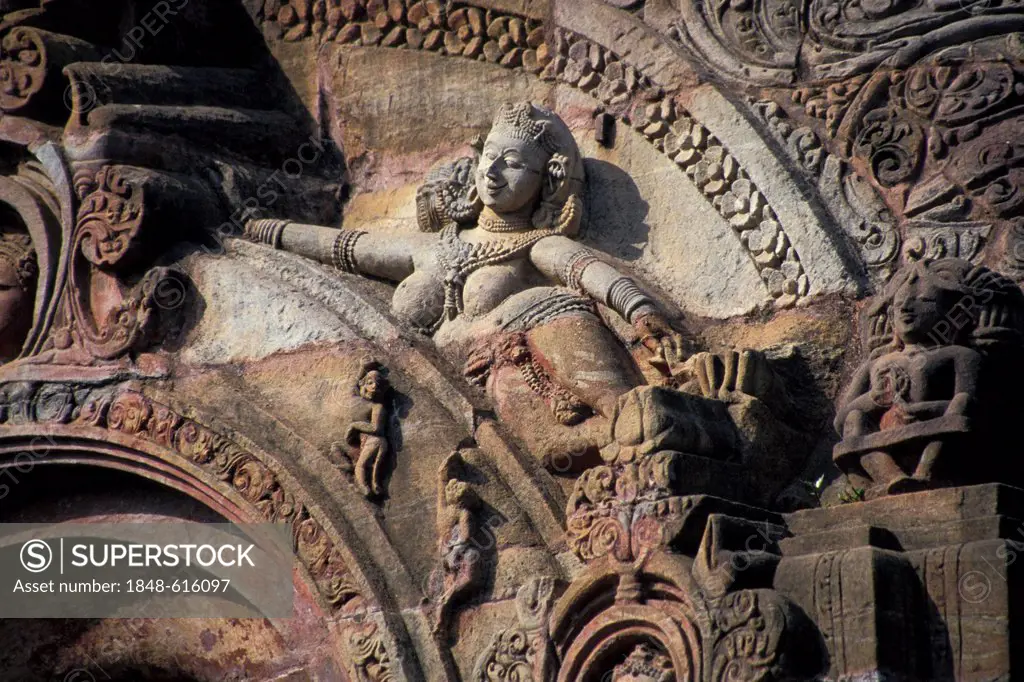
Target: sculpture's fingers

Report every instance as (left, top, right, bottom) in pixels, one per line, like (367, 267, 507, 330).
(737, 349, 756, 396)
(996, 304, 1009, 327)
(670, 332, 686, 365)
(720, 350, 738, 397)
(704, 353, 721, 395)
(976, 307, 988, 329)
(872, 315, 885, 337)
(646, 341, 669, 374)
(694, 353, 713, 397)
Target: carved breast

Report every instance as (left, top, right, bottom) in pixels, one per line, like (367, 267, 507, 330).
(461, 260, 542, 319)
(392, 268, 445, 332)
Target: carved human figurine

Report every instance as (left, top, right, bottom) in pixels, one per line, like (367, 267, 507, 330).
(244, 101, 796, 474)
(334, 361, 392, 498)
(834, 258, 1024, 497)
(245, 103, 682, 437)
(0, 232, 36, 363)
(432, 450, 483, 637)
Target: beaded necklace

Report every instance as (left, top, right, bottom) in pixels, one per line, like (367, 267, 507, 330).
(434, 224, 554, 326)
(478, 212, 533, 233)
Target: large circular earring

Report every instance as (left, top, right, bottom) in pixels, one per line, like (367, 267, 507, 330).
(466, 185, 481, 211)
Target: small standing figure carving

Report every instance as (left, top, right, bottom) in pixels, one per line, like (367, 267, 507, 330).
(834, 259, 1024, 497)
(432, 450, 483, 638)
(334, 361, 392, 499)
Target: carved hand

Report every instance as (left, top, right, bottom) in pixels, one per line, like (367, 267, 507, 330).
(688, 349, 776, 401)
(633, 313, 685, 374)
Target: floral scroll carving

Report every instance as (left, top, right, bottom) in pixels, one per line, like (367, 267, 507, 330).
(472, 577, 557, 682)
(35, 164, 191, 363)
(707, 590, 793, 682)
(73, 166, 145, 269)
(347, 620, 395, 682)
(654, 0, 1024, 279)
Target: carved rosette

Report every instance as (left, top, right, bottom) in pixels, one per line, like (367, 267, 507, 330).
(0, 382, 371, 617)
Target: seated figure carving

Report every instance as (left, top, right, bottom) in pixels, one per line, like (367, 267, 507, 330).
(0, 231, 36, 364)
(834, 258, 1024, 497)
(244, 102, 794, 474)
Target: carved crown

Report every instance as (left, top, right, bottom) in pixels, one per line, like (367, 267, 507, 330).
(491, 102, 561, 156)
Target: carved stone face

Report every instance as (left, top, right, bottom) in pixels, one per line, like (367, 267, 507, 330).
(893, 275, 953, 344)
(359, 370, 386, 401)
(475, 132, 547, 215)
(0, 257, 31, 362)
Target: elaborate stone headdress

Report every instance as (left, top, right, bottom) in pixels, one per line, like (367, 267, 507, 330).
(0, 232, 37, 290)
(490, 102, 563, 156)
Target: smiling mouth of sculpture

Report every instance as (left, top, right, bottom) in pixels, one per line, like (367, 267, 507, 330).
(897, 312, 920, 328)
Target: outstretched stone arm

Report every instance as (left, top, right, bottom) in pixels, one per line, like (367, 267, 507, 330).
(531, 235, 683, 367)
(530, 235, 658, 323)
(244, 218, 432, 282)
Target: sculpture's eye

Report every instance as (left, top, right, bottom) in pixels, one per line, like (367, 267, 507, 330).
(504, 156, 525, 170)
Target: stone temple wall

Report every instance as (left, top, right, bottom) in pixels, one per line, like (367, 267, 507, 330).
(0, 0, 1022, 679)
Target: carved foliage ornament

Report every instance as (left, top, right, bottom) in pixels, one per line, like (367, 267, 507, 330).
(566, 450, 691, 563)
(0, 26, 45, 112)
(0, 381, 367, 612)
(473, 577, 556, 682)
(73, 165, 144, 268)
(36, 165, 186, 362)
(347, 620, 395, 682)
(612, 643, 674, 682)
